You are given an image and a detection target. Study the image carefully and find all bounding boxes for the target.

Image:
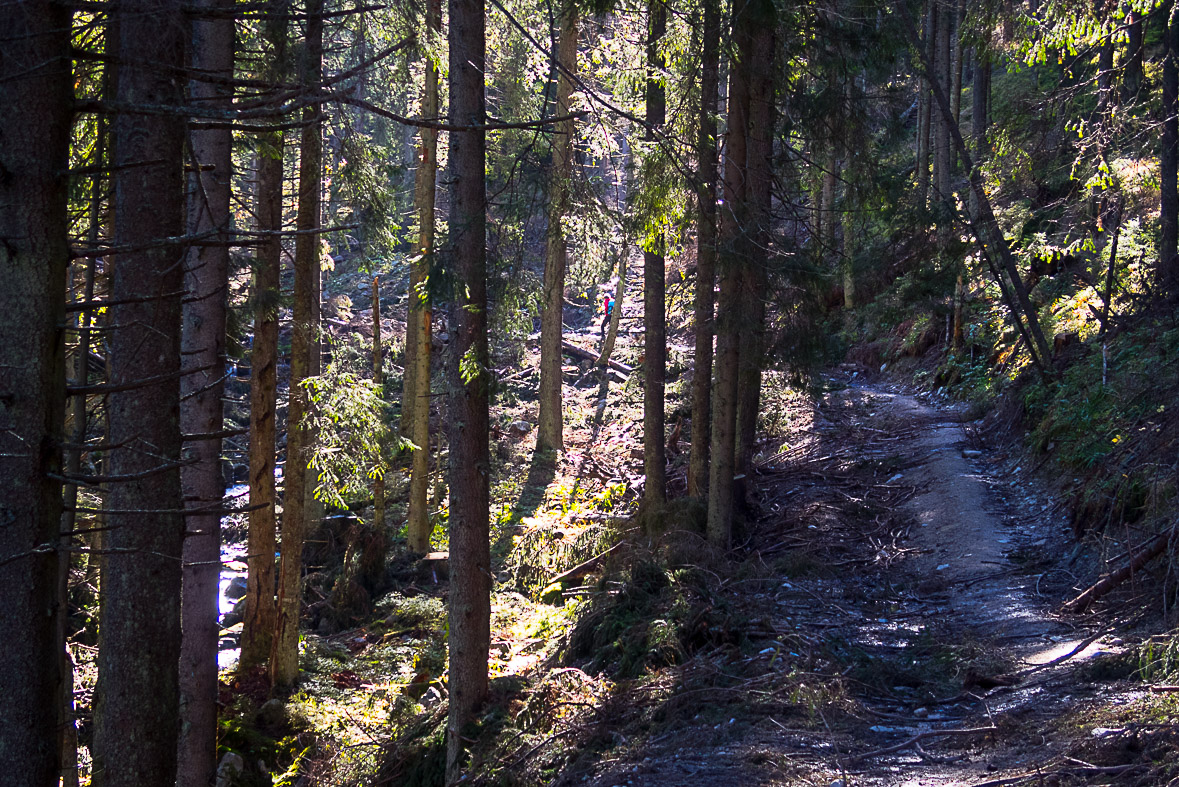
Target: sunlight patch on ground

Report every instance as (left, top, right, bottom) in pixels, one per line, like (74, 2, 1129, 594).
(1024, 638, 1111, 666)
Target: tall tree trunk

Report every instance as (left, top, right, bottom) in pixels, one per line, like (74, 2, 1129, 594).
(707, 0, 751, 549)
(643, 0, 668, 512)
(539, 3, 580, 452)
(178, 1, 234, 780)
(406, 0, 440, 553)
(1161, 0, 1178, 297)
(1123, 6, 1144, 101)
(689, 0, 721, 500)
(537, 1, 579, 455)
(821, 146, 838, 255)
(240, 135, 284, 670)
(972, 40, 990, 162)
(1096, 25, 1113, 117)
(92, 0, 188, 781)
(949, 1, 963, 170)
(916, 0, 934, 207)
(821, 69, 839, 256)
(446, 0, 491, 774)
(372, 277, 387, 533)
(736, 10, 774, 486)
(0, 2, 70, 783)
(932, 0, 951, 204)
(271, 0, 323, 690)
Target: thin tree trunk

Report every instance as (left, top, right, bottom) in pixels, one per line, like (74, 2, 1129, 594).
(271, 0, 323, 690)
(240, 135, 283, 670)
(839, 80, 853, 308)
(537, 2, 579, 455)
(302, 10, 327, 550)
(597, 259, 629, 366)
(821, 147, 838, 256)
(178, 0, 234, 779)
(933, 0, 951, 204)
(821, 69, 838, 256)
(372, 278, 386, 533)
(689, 0, 720, 500)
(0, 2, 70, 782)
(949, 1, 963, 170)
(407, 0, 440, 553)
(1161, 0, 1178, 296)
(916, 0, 934, 207)
(93, 0, 188, 781)
(972, 40, 990, 162)
(707, 0, 751, 549)
(643, 0, 668, 512)
(446, 0, 491, 773)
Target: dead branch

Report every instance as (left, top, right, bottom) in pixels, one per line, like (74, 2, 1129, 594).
(1062, 525, 1177, 613)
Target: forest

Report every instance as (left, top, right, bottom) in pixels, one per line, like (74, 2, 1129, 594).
(4, 0, 1179, 783)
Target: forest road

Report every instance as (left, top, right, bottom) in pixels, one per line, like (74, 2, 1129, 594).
(574, 378, 1131, 787)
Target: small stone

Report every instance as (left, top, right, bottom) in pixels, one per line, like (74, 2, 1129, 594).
(220, 597, 246, 627)
(224, 575, 248, 601)
(962, 449, 983, 458)
(215, 752, 244, 787)
(256, 698, 287, 730)
(508, 420, 533, 437)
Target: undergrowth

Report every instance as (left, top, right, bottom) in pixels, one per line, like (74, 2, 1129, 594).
(1021, 320, 1179, 534)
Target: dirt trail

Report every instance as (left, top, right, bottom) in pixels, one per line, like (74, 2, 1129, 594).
(572, 378, 1144, 787)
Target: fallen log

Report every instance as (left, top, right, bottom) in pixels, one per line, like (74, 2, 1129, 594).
(561, 339, 632, 375)
(548, 540, 624, 586)
(1062, 526, 1177, 614)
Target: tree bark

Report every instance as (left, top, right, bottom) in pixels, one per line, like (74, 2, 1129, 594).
(736, 9, 774, 485)
(271, 0, 323, 691)
(1123, 6, 1144, 101)
(707, 0, 751, 548)
(240, 135, 283, 670)
(971, 40, 990, 162)
(689, 0, 720, 500)
(372, 278, 387, 534)
(92, 0, 188, 781)
(916, 0, 934, 207)
(932, 0, 951, 204)
(596, 255, 629, 368)
(950, 2, 964, 171)
(1161, 0, 1178, 297)
(178, 0, 235, 780)
(445, 0, 491, 774)
(406, 0, 440, 554)
(537, 1, 579, 455)
(643, 0, 668, 512)
(0, 2, 71, 783)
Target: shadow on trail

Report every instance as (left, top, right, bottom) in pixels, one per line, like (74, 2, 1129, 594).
(509, 450, 558, 522)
